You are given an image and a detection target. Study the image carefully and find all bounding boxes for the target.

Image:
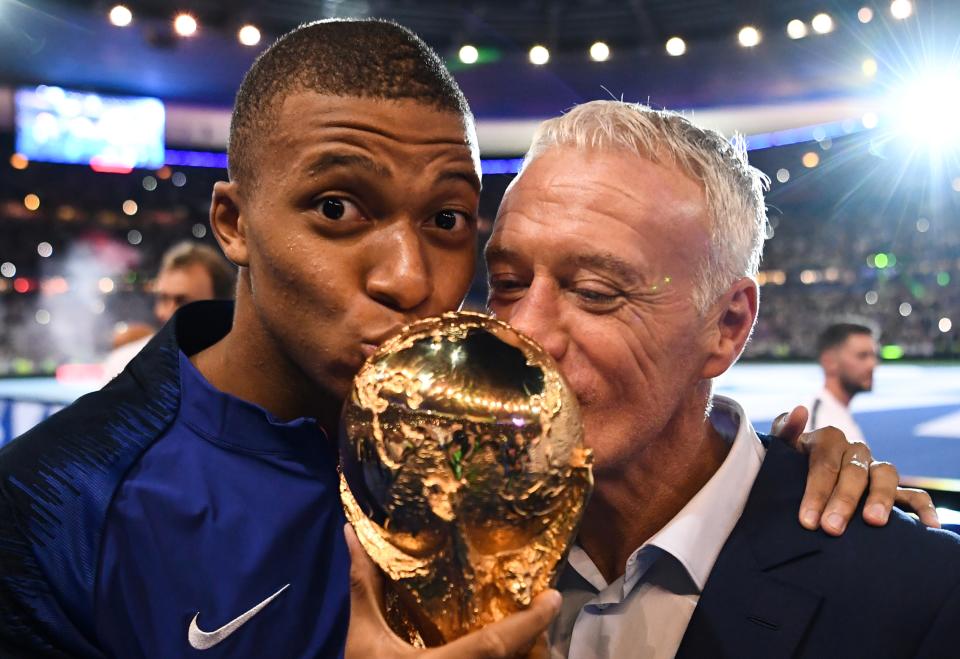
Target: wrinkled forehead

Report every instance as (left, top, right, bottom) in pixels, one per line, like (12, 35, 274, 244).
(494, 145, 708, 244)
(275, 92, 479, 158)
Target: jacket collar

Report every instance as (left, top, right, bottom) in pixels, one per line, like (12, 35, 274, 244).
(127, 299, 235, 383)
(677, 439, 825, 658)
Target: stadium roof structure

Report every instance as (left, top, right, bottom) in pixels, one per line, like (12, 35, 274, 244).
(2, 0, 960, 153)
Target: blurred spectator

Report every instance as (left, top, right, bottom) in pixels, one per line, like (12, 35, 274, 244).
(804, 323, 879, 445)
(101, 241, 235, 380)
(150, 241, 236, 327)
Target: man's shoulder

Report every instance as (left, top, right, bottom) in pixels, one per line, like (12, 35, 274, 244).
(680, 439, 960, 658)
(749, 439, 960, 561)
(0, 333, 183, 657)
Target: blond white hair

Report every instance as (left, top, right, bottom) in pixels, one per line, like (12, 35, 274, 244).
(523, 100, 769, 311)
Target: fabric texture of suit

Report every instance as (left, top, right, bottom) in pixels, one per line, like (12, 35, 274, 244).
(677, 437, 960, 659)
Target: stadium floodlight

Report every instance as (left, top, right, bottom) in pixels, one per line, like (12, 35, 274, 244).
(890, 0, 913, 20)
(109, 5, 133, 27)
(738, 26, 761, 48)
(238, 25, 261, 47)
(892, 69, 960, 147)
(459, 45, 479, 64)
(811, 13, 834, 34)
(858, 7, 874, 23)
(529, 45, 550, 65)
(786, 20, 808, 40)
(589, 41, 610, 62)
(665, 37, 686, 56)
(174, 13, 198, 37)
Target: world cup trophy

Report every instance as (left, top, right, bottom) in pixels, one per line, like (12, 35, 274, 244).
(339, 311, 593, 645)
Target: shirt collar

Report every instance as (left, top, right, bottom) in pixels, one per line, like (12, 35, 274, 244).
(568, 395, 765, 596)
(819, 387, 848, 410)
(178, 350, 330, 456)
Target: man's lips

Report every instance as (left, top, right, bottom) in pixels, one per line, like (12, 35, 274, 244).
(359, 325, 405, 358)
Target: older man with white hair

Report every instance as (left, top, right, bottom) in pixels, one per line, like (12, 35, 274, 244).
(481, 100, 960, 658)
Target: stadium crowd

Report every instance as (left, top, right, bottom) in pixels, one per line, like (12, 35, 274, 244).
(1, 135, 959, 376)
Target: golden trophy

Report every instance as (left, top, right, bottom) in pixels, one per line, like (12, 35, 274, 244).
(340, 311, 593, 645)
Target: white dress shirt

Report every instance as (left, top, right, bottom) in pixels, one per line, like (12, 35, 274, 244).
(550, 395, 766, 659)
(805, 387, 867, 445)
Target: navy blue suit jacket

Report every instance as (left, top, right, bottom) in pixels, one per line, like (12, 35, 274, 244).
(676, 438, 960, 659)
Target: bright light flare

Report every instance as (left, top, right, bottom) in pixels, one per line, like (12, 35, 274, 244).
(665, 37, 686, 56)
(893, 70, 960, 147)
(459, 45, 479, 64)
(811, 14, 834, 34)
(174, 13, 198, 37)
(589, 41, 610, 62)
(738, 26, 761, 48)
(238, 25, 261, 46)
(529, 45, 550, 65)
(109, 5, 133, 27)
(890, 0, 913, 20)
(786, 20, 808, 40)
(858, 7, 874, 23)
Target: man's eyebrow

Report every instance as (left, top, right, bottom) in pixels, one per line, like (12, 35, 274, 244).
(305, 153, 390, 178)
(485, 245, 644, 286)
(572, 253, 643, 285)
(435, 169, 481, 193)
(483, 244, 520, 265)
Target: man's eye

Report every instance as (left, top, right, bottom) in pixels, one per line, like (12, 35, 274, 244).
(315, 197, 359, 221)
(322, 198, 345, 219)
(432, 210, 467, 231)
(489, 278, 527, 295)
(575, 288, 620, 304)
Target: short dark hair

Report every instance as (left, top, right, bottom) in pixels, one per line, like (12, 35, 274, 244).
(161, 241, 237, 299)
(228, 19, 471, 187)
(816, 323, 875, 356)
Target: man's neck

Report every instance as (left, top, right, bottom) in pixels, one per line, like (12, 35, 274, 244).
(824, 379, 853, 407)
(577, 392, 731, 585)
(189, 298, 342, 435)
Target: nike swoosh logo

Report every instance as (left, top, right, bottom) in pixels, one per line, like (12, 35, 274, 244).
(188, 584, 290, 650)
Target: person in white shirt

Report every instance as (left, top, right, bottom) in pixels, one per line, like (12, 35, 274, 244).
(473, 100, 952, 657)
(806, 322, 878, 445)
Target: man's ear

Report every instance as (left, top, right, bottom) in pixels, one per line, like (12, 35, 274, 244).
(820, 349, 838, 376)
(209, 181, 249, 267)
(701, 277, 759, 379)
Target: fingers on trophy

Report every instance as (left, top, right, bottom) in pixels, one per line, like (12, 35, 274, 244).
(340, 311, 593, 645)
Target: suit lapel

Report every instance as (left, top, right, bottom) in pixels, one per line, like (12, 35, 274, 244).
(677, 440, 825, 659)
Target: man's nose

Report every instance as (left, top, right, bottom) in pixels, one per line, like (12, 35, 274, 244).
(365, 223, 431, 312)
(503, 281, 569, 363)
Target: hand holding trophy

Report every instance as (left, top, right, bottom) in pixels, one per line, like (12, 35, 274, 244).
(340, 311, 593, 648)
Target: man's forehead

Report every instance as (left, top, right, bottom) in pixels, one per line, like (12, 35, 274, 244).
(157, 263, 210, 287)
(495, 148, 708, 250)
(254, 92, 480, 186)
(845, 334, 877, 348)
(273, 92, 476, 148)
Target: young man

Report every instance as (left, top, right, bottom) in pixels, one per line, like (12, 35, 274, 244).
(0, 20, 935, 659)
(806, 322, 879, 445)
